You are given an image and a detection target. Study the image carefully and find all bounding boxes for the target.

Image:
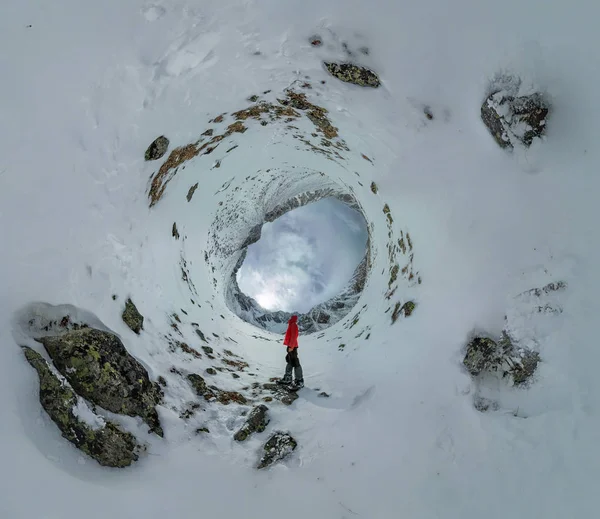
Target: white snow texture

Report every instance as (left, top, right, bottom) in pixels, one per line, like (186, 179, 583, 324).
(1, 1, 600, 518)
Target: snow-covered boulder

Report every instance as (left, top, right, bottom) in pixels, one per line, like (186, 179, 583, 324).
(481, 91, 549, 148)
(22, 346, 140, 467)
(234, 404, 270, 441)
(144, 135, 170, 161)
(463, 333, 540, 386)
(324, 62, 381, 88)
(37, 328, 163, 436)
(257, 431, 297, 469)
(122, 297, 144, 334)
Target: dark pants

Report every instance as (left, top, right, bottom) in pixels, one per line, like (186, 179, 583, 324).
(284, 348, 303, 383)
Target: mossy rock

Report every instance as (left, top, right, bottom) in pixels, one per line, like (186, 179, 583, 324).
(37, 328, 163, 436)
(22, 346, 140, 467)
(122, 298, 144, 334)
(324, 62, 380, 88)
(234, 404, 270, 441)
(257, 431, 297, 469)
(145, 136, 169, 161)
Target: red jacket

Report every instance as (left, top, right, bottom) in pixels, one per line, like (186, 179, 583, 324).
(283, 315, 299, 349)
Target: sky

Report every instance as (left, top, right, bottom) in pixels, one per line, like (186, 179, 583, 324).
(237, 197, 368, 313)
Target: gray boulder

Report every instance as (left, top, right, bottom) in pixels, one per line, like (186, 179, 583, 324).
(145, 136, 169, 161)
(234, 405, 270, 441)
(463, 333, 540, 386)
(22, 346, 140, 467)
(122, 298, 144, 334)
(481, 91, 549, 148)
(37, 328, 163, 436)
(257, 431, 297, 469)
(324, 62, 380, 88)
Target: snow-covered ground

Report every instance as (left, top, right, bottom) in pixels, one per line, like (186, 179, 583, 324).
(2, 0, 600, 517)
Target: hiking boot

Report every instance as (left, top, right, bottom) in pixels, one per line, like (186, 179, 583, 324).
(277, 377, 292, 386)
(291, 380, 304, 390)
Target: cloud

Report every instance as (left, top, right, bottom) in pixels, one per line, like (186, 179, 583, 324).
(237, 198, 367, 313)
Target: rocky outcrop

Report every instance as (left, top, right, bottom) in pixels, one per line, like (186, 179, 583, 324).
(324, 62, 380, 88)
(145, 136, 170, 161)
(257, 431, 297, 469)
(481, 91, 549, 148)
(22, 346, 140, 467)
(122, 298, 144, 334)
(463, 333, 540, 386)
(187, 373, 248, 405)
(37, 328, 163, 436)
(234, 404, 270, 441)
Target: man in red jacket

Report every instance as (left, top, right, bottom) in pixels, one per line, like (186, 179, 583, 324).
(278, 315, 303, 389)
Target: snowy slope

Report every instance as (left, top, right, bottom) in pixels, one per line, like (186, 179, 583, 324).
(2, 0, 600, 518)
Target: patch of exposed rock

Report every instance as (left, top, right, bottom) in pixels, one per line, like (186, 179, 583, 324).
(324, 62, 380, 88)
(37, 328, 163, 436)
(145, 136, 169, 161)
(260, 382, 299, 406)
(234, 404, 270, 441)
(481, 91, 549, 148)
(122, 298, 144, 334)
(22, 346, 140, 467)
(463, 333, 540, 386)
(257, 431, 297, 469)
(187, 373, 248, 405)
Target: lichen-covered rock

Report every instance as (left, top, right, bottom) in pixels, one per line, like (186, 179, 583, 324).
(257, 431, 297, 469)
(145, 136, 169, 161)
(463, 333, 540, 386)
(187, 373, 209, 396)
(22, 346, 140, 467)
(234, 405, 270, 441)
(481, 91, 549, 148)
(37, 328, 163, 436)
(122, 298, 144, 334)
(324, 62, 380, 88)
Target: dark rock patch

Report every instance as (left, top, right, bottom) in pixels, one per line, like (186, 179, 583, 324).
(122, 298, 144, 334)
(37, 328, 163, 436)
(262, 382, 299, 406)
(257, 432, 297, 469)
(463, 333, 540, 386)
(22, 346, 140, 467)
(324, 62, 380, 88)
(481, 91, 549, 148)
(234, 404, 270, 441)
(145, 136, 169, 161)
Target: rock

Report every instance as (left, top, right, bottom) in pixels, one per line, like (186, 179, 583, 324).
(187, 373, 209, 397)
(234, 404, 270, 441)
(262, 383, 299, 406)
(206, 368, 217, 375)
(22, 346, 140, 467)
(122, 298, 144, 334)
(324, 62, 380, 88)
(201, 345, 213, 355)
(318, 392, 330, 398)
(481, 91, 549, 148)
(463, 333, 540, 386)
(463, 337, 503, 376)
(37, 328, 163, 436)
(257, 431, 297, 469)
(195, 427, 210, 434)
(145, 136, 169, 161)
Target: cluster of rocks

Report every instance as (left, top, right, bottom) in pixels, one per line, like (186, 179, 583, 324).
(463, 332, 540, 387)
(23, 319, 163, 467)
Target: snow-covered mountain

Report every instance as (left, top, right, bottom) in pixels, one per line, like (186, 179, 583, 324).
(2, 1, 600, 518)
